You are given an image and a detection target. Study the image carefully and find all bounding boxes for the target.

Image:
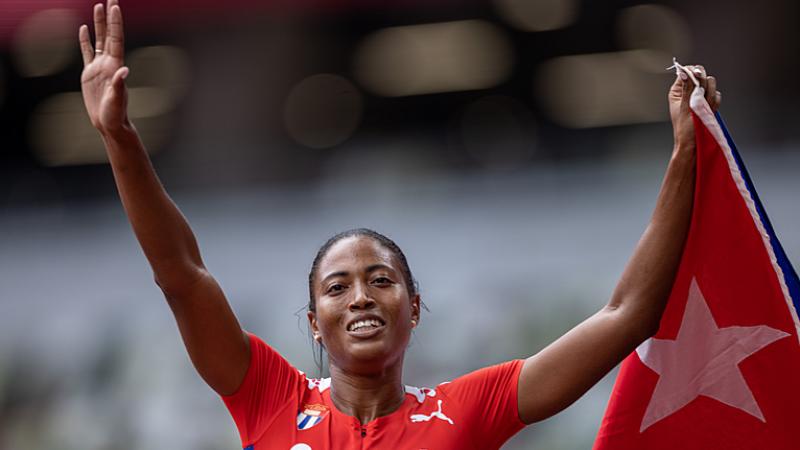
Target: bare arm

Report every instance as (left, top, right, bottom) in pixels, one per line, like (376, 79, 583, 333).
(517, 67, 722, 424)
(79, 0, 249, 395)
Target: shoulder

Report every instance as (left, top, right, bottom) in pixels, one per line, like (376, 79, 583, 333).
(401, 362, 526, 447)
(304, 376, 331, 394)
(404, 384, 440, 404)
(441, 360, 525, 394)
(231, 332, 316, 399)
(405, 360, 524, 398)
(402, 359, 522, 408)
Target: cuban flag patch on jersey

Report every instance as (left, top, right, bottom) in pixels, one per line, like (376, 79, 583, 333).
(297, 403, 329, 430)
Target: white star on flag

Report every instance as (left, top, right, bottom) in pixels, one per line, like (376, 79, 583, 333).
(635, 277, 790, 432)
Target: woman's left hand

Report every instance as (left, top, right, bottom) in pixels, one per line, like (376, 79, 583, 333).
(668, 65, 722, 151)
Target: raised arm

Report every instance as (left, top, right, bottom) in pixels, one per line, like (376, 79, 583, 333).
(517, 67, 722, 424)
(79, 0, 249, 395)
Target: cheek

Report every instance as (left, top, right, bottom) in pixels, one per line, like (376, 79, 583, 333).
(390, 300, 415, 331)
(315, 302, 342, 333)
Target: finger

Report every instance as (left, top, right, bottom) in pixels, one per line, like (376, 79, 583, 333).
(691, 65, 707, 92)
(705, 76, 717, 106)
(690, 65, 706, 77)
(681, 70, 693, 95)
(669, 70, 684, 92)
(93, 3, 106, 53)
(105, 0, 119, 52)
(106, 3, 124, 58)
(79, 24, 94, 65)
(111, 66, 129, 92)
(675, 70, 692, 108)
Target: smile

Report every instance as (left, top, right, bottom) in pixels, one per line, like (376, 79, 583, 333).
(346, 316, 386, 337)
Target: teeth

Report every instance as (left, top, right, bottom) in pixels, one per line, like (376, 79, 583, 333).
(348, 319, 382, 332)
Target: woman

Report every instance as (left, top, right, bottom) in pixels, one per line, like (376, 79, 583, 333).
(78, 2, 721, 449)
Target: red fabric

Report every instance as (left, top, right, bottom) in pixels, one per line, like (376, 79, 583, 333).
(222, 333, 525, 449)
(594, 113, 800, 449)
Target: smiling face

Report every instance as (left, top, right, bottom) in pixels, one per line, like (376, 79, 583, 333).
(308, 236, 420, 375)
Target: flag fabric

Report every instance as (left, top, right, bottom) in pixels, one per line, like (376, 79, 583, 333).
(593, 83, 800, 449)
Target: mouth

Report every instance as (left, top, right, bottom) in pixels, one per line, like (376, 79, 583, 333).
(346, 315, 386, 338)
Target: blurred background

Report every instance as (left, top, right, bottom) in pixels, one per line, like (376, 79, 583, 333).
(0, 0, 798, 449)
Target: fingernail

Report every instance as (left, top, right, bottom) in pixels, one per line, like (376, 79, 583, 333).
(121, 67, 129, 79)
(679, 71, 688, 81)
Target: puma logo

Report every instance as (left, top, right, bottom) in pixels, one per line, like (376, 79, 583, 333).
(410, 400, 454, 425)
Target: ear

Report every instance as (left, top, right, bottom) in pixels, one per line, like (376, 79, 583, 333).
(410, 294, 421, 328)
(308, 310, 322, 343)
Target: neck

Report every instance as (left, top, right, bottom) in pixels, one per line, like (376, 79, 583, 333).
(328, 360, 406, 425)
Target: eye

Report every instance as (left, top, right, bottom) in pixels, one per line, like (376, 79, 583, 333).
(371, 276, 394, 286)
(326, 283, 346, 294)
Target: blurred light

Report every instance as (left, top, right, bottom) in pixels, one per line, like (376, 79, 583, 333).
(623, 48, 674, 74)
(459, 95, 537, 168)
(30, 93, 108, 166)
(28, 45, 193, 167)
(535, 51, 670, 128)
(354, 20, 513, 97)
(127, 87, 179, 118)
(28, 46, 189, 167)
(617, 4, 690, 70)
(12, 9, 78, 77)
(283, 74, 363, 149)
(493, 0, 579, 32)
(127, 46, 191, 97)
(30, 92, 167, 167)
(127, 46, 192, 114)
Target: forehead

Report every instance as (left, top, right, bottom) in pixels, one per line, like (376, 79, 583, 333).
(317, 236, 398, 276)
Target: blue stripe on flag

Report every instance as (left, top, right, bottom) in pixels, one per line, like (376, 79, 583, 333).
(715, 113, 800, 316)
(298, 414, 312, 429)
(244, 446, 254, 450)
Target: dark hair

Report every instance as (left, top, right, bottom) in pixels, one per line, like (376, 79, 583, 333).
(306, 228, 423, 375)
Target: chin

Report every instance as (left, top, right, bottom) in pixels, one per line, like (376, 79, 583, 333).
(336, 337, 407, 372)
(348, 339, 394, 362)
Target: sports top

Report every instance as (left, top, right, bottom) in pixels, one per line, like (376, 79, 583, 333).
(222, 333, 526, 450)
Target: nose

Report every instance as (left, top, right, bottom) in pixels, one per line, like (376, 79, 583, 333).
(349, 282, 376, 310)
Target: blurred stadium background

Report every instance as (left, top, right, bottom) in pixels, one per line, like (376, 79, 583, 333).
(0, 0, 798, 448)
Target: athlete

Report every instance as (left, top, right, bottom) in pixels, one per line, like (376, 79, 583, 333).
(79, 1, 721, 449)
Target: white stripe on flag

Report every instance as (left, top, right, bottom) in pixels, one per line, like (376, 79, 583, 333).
(686, 75, 800, 344)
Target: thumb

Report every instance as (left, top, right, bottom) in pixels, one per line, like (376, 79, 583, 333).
(111, 66, 129, 92)
(680, 71, 694, 98)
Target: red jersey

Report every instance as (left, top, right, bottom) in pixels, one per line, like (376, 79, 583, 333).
(222, 333, 525, 449)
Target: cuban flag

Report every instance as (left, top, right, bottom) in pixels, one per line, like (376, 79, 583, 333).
(594, 69, 800, 449)
(297, 404, 329, 431)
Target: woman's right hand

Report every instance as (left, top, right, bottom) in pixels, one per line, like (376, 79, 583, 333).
(79, 0, 129, 135)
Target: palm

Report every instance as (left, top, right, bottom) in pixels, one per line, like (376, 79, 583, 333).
(82, 54, 124, 128)
(79, 0, 127, 133)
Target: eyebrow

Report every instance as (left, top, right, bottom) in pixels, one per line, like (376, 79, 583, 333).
(320, 264, 396, 284)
